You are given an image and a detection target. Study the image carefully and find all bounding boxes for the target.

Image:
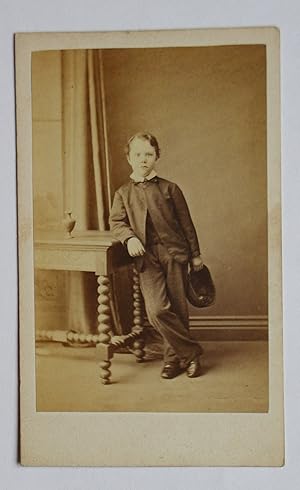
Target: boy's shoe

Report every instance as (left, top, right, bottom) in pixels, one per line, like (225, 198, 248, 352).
(161, 362, 184, 379)
(186, 357, 202, 378)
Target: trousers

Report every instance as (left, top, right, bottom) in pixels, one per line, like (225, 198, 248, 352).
(138, 243, 203, 364)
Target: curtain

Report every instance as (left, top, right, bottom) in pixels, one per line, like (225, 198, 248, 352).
(62, 49, 110, 334)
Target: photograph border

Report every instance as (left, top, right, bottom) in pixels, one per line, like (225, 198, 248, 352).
(16, 27, 283, 466)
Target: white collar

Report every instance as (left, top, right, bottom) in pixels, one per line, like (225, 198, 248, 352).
(130, 170, 157, 183)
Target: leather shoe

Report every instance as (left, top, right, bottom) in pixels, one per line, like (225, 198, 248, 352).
(161, 363, 184, 379)
(186, 357, 202, 378)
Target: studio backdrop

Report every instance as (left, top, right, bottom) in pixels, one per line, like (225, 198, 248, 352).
(32, 45, 268, 338)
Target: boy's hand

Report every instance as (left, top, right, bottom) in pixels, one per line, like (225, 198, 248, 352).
(127, 237, 146, 257)
(191, 255, 204, 271)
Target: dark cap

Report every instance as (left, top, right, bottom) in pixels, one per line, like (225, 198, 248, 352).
(186, 265, 216, 308)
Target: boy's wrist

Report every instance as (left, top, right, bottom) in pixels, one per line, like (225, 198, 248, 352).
(124, 236, 136, 246)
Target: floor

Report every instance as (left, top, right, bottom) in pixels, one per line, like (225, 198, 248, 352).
(35, 340, 268, 413)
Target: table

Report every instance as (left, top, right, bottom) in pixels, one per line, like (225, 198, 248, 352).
(34, 230, 146, 384)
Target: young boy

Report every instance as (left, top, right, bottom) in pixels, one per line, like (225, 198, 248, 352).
(109, 132, 204, 379)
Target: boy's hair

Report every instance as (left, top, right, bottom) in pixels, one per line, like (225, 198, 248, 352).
(124, 132, 161, 159)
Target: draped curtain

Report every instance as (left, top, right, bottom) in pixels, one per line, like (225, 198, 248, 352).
(62, 49, 110, 334)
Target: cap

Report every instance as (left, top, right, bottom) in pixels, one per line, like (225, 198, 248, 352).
(186, 265, 216, 308)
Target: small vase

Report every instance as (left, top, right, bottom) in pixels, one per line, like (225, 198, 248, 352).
(62, 211, 76, 238)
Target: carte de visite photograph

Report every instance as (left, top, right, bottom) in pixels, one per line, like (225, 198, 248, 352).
(31, 42, 268, 413)
(17, 28, 284, 466)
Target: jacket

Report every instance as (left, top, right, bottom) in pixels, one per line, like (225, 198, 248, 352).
(109, 176, 200, 265)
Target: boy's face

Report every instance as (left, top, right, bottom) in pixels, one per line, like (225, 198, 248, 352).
(127, 138, 158, 178)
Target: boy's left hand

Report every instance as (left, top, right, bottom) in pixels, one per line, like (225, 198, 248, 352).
(191, 255, 204, 271)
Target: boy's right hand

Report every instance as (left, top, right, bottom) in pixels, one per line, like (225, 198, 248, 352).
(127, 237, 146, 257)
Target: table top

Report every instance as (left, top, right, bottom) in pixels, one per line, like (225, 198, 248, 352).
(34, 230, 119, 249)
(34, 229, 131, 273)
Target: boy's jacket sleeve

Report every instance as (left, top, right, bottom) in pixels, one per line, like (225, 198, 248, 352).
(109, 190, 136, 244)
(171, 184, 201, 258)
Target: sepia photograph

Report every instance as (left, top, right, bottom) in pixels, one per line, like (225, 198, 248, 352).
(32, 43, 268, 413)
(16, 28, 283, 466)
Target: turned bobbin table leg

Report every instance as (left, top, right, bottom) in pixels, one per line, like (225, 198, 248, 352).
(132, 266, 146, 362)
(95, 274, 114, 385)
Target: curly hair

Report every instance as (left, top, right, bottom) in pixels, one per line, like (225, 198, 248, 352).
(124, 132, 161, 159)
